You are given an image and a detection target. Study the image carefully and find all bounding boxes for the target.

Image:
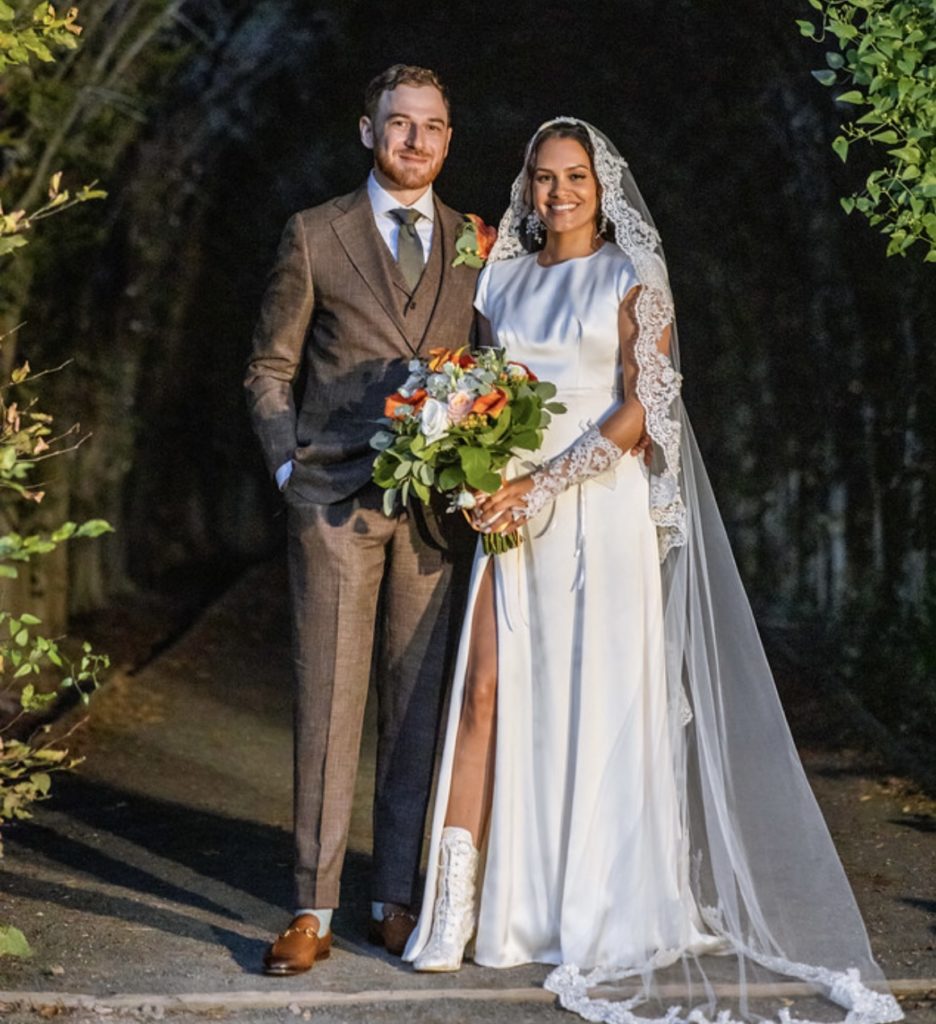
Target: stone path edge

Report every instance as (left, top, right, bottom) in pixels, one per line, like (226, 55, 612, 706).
(1, 980, 933, 1012)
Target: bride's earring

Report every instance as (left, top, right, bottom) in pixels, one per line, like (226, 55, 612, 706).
(597, 211, 608, 237)
(524, 210, 545, 245)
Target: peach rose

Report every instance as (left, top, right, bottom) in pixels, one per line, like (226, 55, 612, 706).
(447, 390, 474, 424)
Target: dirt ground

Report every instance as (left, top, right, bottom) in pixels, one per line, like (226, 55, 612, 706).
(0, 559, 933, 1023)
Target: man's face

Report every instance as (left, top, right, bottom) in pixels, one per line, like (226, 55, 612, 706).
(360, 84, 452, 193)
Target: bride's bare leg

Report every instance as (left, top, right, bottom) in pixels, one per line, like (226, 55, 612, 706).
(444, 557, 497, 846)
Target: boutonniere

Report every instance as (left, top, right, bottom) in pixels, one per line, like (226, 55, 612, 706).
(452, 214, 497, 268)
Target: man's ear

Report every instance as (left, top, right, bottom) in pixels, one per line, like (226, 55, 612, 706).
(359, 116, 374, 150)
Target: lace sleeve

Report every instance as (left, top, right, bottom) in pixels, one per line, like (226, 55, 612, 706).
(521, 425, 624, 521)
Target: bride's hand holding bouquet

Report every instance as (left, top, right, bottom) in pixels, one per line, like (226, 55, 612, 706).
(371, 346, 565, 554)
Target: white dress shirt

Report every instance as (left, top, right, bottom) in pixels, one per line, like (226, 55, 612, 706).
(276, 173, 435, 492)
(367, 170, 435, 261)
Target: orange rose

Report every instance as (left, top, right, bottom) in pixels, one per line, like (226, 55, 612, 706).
(466, 214, 498, 261)
(470, 386, 509, 418)
(385, 387, 427, 419)
(428, 346, 475, 372)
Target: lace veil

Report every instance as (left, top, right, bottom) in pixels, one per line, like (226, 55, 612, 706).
(488, 118, 903, 1024)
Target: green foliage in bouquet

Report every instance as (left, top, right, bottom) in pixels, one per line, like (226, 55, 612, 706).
(798, 0, 936, 260)
(372, 347, 565, 554)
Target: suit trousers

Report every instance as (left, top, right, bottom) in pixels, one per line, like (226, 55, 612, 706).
(286, 483, 463, 909)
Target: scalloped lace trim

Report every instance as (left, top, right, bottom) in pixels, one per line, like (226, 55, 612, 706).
(544, 957, 903, 1024)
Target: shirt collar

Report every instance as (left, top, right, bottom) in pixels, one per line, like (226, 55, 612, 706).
(367, 170, 435, 222)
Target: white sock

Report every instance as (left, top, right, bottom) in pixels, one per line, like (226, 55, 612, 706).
(295, 907, 332, 936)
(371, 901, 384, 922)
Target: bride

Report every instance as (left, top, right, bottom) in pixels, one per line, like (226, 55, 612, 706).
(403, 118, 903, 1024)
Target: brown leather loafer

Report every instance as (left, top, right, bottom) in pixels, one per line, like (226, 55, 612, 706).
(263, 913, 332, 976)
(368, 906, 418, 956)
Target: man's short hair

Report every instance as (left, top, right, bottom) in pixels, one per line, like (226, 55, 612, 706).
(363, 64, 452, 125)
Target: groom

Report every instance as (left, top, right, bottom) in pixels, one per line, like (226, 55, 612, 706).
(245, 65, 479, 975)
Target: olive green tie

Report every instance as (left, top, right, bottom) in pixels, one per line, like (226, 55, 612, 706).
(391, 207, 425, 291)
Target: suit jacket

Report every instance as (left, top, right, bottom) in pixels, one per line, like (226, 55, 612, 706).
(245, 185, 481, 505)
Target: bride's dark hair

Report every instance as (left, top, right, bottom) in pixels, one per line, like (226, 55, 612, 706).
(523, 121, 610, 247)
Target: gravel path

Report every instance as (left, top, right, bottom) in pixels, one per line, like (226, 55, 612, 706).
(0, 560, 933, 1022)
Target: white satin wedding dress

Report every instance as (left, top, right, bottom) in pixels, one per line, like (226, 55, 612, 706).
(407, 242, 721, 970)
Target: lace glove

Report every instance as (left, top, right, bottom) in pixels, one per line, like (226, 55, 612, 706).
(521, 425, 624, 521)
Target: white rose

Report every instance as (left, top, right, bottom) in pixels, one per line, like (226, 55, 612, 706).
(455, 489, 477, 509)
(420, 398, 451, 444)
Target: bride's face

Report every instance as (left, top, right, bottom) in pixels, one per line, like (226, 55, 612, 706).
(530, 137, 599, 239)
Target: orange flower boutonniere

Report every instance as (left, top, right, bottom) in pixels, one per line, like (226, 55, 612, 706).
(452, 214, 497, 268)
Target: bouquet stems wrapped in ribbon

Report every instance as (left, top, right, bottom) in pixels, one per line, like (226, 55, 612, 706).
(371, 347, 565, 554)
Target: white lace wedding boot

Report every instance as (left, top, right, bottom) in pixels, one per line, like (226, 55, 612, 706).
(413, 826, 479, 972)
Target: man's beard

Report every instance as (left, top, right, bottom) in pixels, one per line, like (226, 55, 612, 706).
(375, 148, 439, 191)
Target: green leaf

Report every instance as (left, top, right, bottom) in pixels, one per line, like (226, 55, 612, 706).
(811, 69, 838, 86)
(32, 772, 52, 796)
(836, 90, 864, 104)
(438, 465, 464, 490)
(51, 522, 77, 542)
(74, 519, 113, 539)
(19, 614, 40, 626)
(0, 230, 30, 253)
(796, 19, 816, 37)
(889, 145, 920, 164)
(840, 197, 856, 214)
(832, 136, 849, 163)
(459, 446, 492, 489)
(825, 52, 845, 70)
(0, 926, 33, 959)
(870, 130, 899, 144)
(0, 1, 15, 22)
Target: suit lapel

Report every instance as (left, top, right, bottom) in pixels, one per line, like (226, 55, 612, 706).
(331, 188, 473, 357)
(331, 187, 413, 352)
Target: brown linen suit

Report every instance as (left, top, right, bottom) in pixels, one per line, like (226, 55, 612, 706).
(245, 184, 479, 910)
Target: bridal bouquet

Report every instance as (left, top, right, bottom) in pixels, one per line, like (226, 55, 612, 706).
(371, 347, 565, 554)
